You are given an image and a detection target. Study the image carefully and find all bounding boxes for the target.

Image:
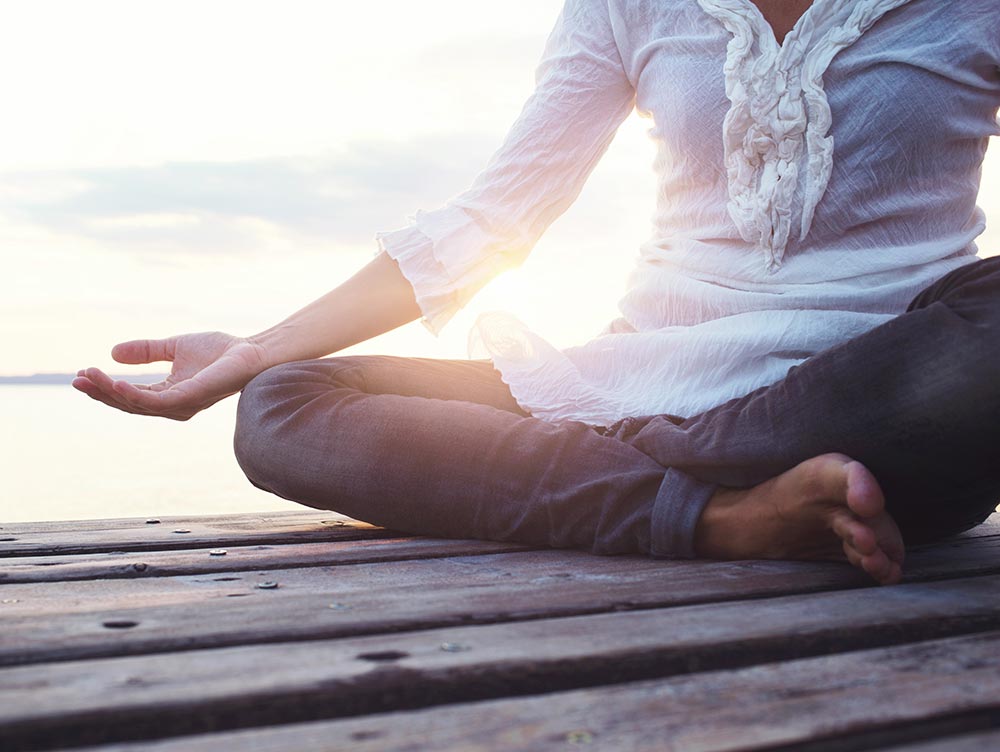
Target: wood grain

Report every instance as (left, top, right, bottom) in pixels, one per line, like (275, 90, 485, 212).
(5, 531, 1000, 668)
(4, 512, 996, 751)
(0, 538, 532, 584)
(22, 628, 1000, 752)
(876, 730, 1000, 751)
(0, 511, 385, 557)
(2, 512, 995, 558)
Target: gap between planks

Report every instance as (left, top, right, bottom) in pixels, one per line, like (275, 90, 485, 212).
(0, 511, 387, 557)
(6, 610, 1000, 752)
(3, 512, 996, 749)
(4, 524, 1000, 668)
(2, 512, 996, 559)
(0, 538, 535, 584)
(2, 519, 997, 585)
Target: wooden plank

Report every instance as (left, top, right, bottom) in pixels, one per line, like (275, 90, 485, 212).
(0, 510, 337, 535)
(0, 576, 1000, 746)
(878, 730, 1000, 751)
(25, 620, 1000, 752)
(4, 525, 998, 617)
(2, 511, 996, 559)
(2, 514, 996, 586)
(0, 511, 388, 557)
(5, 530, 1000, 667)
(0, 538, 532, 584)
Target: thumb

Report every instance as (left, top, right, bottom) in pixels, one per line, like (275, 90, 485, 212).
(112, 338, 175, 364)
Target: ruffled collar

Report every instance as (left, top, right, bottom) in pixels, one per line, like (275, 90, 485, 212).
(698, 0, 913, 273)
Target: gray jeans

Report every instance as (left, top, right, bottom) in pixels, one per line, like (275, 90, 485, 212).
(233, 256, 1000, 558)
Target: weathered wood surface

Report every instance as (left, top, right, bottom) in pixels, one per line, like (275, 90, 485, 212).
(886, 730, 1000, 751)
(2, 517, 997, 586)
(1, 510, 997, 752)
(3, 511, 994, 558)
(4, 576, 1000, 751)
(0, 537, 533, 584)
(0, 511, 386, 556)
(5, 532, 1000, 668)
(60, 631, 1000, 752)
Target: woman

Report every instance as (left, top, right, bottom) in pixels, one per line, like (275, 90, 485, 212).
(74, 0, 1000, 586)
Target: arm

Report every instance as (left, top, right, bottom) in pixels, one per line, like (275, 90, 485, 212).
(377, 0, 636, 333)
(73, 252, 419, 420)
(75, 0, 635, 419)
(249, 250, 420, 365)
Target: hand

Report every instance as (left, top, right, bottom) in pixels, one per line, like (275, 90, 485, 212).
(73, 331, 272, 420)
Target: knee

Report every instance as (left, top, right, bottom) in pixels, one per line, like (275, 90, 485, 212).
(894, 489, 999, 546)
(909, 259, 1000, 401)
(233, 362, 306, 491)
(910, 256, 1000, 330)
(233, 357, 368, 495)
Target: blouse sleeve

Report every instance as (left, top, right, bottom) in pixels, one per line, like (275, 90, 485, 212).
(374, 0, 636, 334)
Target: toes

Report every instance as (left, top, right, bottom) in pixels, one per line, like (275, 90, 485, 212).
(835, 513, 905, 585)
(860, 549, 901, 586)
(842, 538, 864, 569)
(886, 560, 903, 585)
(872, 516, 906, 566)
(831, 512, 877, 555)
(842, 538, 899, 586)
(844, 460, 886, 519)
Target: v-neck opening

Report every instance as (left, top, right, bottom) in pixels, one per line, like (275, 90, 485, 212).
(741, 0, 819, 53)
(697, 0, 916, 272)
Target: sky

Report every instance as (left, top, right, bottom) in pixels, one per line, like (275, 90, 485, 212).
(1, 0, 998, 377)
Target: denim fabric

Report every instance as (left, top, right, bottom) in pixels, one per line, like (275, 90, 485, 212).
(233, 355, 667, 555)
(234, 256, 1000, 556)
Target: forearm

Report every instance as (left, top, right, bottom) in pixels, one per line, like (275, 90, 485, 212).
(249, 251, 422, 368)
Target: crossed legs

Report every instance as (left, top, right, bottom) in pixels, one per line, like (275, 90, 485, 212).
(233, 355, 668, 555)
(234, 256, 1000, 584)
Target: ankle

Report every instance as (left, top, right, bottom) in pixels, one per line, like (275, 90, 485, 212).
(693, 486, 747, 559)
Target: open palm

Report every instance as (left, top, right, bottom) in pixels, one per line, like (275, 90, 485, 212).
(73, 331, 271, 420)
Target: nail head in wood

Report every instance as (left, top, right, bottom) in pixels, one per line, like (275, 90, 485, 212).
(566, 730, 594, 745)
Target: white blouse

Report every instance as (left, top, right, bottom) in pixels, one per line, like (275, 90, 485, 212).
(376, 0, 1000, 425)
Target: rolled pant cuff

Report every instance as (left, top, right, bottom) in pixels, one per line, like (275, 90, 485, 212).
(650, 467, 717, 559)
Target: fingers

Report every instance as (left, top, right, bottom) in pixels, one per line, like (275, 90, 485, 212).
(111, 378, 194, 415)
(112, 379, 162, 404)
(73, 376, 119, 409)
(73, 371, 194, 420)
(112, 338, 175, 365)
(127, 380, 171, 392)
(73, 372, 194, 419)
(93, 369, 155, 414)
(73, 371, 152, 415)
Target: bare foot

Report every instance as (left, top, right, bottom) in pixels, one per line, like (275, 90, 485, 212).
(694, 453, 905, 585)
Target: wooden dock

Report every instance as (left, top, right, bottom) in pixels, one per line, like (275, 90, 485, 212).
(2, 509, 999, 751)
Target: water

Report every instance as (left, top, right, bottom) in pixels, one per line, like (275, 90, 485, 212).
(0, 385, 291, 523)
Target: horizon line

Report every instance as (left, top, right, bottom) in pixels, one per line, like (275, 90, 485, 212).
(0, 372, 170, 384)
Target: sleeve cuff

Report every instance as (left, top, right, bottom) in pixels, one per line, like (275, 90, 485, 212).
(374, 206, 519, 336)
